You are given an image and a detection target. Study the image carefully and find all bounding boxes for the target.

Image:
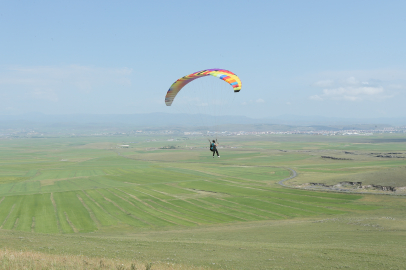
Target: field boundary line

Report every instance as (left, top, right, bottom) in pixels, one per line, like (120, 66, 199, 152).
(105, 189, 180, 226)
(117, 188, 201, 225)
(12, 218, 19, 230)
(31, 217, 35, 232)
(178, 197, 247, 222)
(216, 197, 287, 218)
(96, 190, 151, 226)
(39, 176, 89, 187)
(165, 166, 268, 184)
(7, 183, 16, 193)
(173, 185, 277, 219)
(64, 212, 78, 233)
(191, 198, 251, 221)
(250, 196, 318, 215)
(252, 195, 339, 213)
(77, 194, 101, 228)
(200, 177, 279, 196)
(145, 199, 201, 225)
(194, 198, 270, 219)
(82, 190, 116, 219)
(165, 199, 232, 223)
(112, 188, 153, 208)
(169, 166, 295, 191)
(128, 189, 213, 224)
(50, 193, 62, 233)
(0, 204, 15, 229)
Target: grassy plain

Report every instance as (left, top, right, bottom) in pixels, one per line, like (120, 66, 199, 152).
(0, 134, 405, 269)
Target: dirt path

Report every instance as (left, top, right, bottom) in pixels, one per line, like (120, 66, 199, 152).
(277, 168, 297, 187)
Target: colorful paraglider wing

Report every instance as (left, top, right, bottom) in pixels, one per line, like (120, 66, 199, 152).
(165, 68, 241, 106)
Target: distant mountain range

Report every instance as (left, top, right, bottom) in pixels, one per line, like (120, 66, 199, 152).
(0, 113, 404, 131)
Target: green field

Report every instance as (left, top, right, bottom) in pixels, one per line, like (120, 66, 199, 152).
(0, 134, 406, 269)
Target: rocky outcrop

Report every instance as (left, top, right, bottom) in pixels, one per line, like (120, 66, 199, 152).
(340, 181, 362, 187)
(307, 181, 397, 192)
(363, 185, 397, 192)
(309, 182, 332, 187)
(321, 156, 352, 160)
(375, 154, 405, 158)
(369, 152, 405, 158)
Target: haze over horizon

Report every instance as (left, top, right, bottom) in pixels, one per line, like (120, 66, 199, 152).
(1, 1, 405, 120)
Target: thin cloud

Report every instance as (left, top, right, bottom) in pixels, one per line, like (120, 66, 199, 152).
(313, 80, 333, 87)
(241, 99, 264, 105)
(309, 95, 323, 101)
(388, 84, 403, 89)
(0, 65, 133, 97)
(32, 88, 59, 102)
(309, 76, 395, 102)
(310, 69, 406, 82)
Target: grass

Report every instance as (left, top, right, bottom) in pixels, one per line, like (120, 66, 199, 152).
(0, 134, 405, 269)
(1, 212, 406, 269)
(0, 248, 205, 270)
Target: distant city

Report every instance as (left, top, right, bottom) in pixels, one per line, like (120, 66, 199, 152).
(1, 126, 405, 138)
(184, 127, 406, 136)
(1, 113, 406, 138)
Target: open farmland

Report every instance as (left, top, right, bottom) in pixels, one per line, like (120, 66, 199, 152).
(0, 134, 406, 269)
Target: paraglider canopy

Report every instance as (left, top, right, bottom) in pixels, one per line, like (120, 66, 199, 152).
(165, 68, 241, 106)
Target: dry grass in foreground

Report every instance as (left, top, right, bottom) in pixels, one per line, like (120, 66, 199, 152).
(0, 249, 208, 270)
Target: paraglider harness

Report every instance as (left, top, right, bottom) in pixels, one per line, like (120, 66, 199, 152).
(209, 139, 217, 152)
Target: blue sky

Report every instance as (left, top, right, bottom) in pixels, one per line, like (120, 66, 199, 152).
(1, 0, 405, 119)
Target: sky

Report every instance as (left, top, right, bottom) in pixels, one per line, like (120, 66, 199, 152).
(1, 0, 406, 120)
